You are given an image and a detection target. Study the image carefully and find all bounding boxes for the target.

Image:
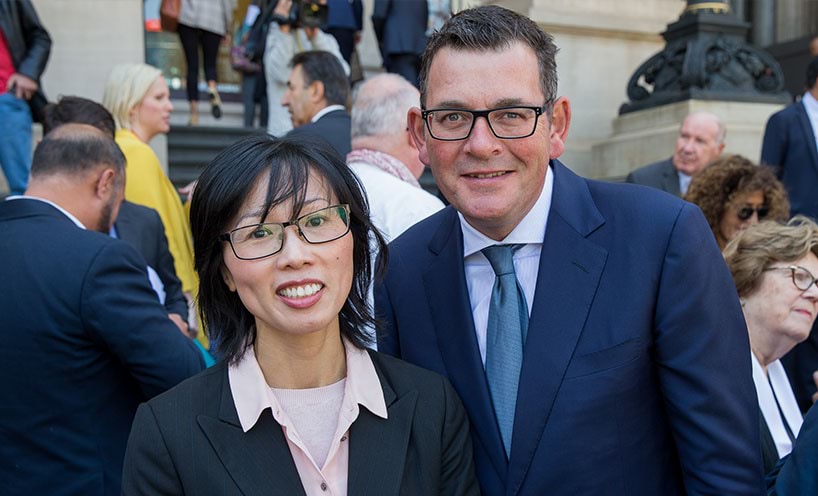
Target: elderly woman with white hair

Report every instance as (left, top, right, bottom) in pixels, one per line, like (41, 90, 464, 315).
(102, 63, 198, 343)
(723, 217, 818, 474)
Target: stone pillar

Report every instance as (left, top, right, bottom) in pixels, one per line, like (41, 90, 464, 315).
(751, 0, 775, 47)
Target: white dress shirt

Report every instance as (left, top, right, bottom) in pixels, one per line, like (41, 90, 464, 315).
(752, 354, 803, 458)
(460, 167, 554, 365)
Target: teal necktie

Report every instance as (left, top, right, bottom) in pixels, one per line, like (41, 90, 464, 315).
(482, 244, 529, 459)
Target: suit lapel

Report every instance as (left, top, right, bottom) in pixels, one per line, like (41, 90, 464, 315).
(422, 209, 508, 479)
(506, 161, 608, 496)
(197, 367, 306, 496)
(795, 103, 818, 175)
(662, 160, 681, 196)
(347, 357, 417, 495)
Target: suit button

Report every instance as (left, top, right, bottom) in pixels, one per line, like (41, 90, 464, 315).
(320, 482, 328, 491)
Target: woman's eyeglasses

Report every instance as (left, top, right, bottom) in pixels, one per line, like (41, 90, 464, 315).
(220, 204, 351, 260)
(763, 265, 818, 292)
(736, 205, 769, 221)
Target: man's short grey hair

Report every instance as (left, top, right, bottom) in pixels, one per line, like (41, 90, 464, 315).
(351, 74, 419, 139)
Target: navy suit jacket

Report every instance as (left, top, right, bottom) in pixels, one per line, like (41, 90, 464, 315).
(768, 404, 818, 495)
(371, 0, 428, 57)
(0, 199, 204, 495)
(375, 161, 764, 495)
(625, 157, 682, 196)
(115, 201, 187, 319)
(288, 108, 351, 160)
(761, 100, 818, 220)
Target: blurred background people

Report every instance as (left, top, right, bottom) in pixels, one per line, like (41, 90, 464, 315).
(265, 0, 348, 136)
(724, 217, 818, 473)
(283, 50, 351, 158)
(685, 154, 789, 250)
(761, 56, 818, 221)
(627, 111, 725, 196)
(347, 73, 442, 242)
(122, 133, 478, 495)
(325, 0, 362, 64)
(102, 63, 200, 345)
(237, 0, 270, 128)
(372, 0, 428, 88)
(0, 124, 203, 495)
(176, 0, 237, 125)
(0, 0, 51, 196)
(42, 95, 190, 338)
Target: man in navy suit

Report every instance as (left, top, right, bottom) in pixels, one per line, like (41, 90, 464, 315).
(0, 124, 204, 495)
(762, 56, 818, 221)
(372, 0, 428, 87)
(375, 6, 763, 494)
(282, 50, 351, 159)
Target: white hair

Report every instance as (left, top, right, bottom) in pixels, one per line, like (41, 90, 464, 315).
(351, 74, 419, 139)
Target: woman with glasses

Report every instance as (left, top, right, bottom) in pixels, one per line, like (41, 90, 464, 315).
(685, 154, 789, 249)
(723, 216, 818, 474)
(121, 133, 478, 495)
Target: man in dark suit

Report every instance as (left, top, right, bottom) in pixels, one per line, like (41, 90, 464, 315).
(375, 6, 763, 494)
(372, 0, 428, 87)
(626, 111, 725, 196)
(282, 50, 351, 158)
(761, 56, 818, 220)
(0, 124, 204, 495)
(325, 0, 363, 64)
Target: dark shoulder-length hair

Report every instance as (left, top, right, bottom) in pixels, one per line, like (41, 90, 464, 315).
(190, 133, 387, 364)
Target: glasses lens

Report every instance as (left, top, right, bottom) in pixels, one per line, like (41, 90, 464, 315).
(299, 205, 351, 244)
(756, 206, 770, 219)
(229, 223, 284, 259)
(487, 107, 539, 138)
(793, 267, 815, 291)
(427, 110, 474, 140)
(736, 207, 753, 221)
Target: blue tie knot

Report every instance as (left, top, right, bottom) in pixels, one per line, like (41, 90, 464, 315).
(482, 245, 519, 276)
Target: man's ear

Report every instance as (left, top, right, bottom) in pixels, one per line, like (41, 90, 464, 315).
(547, 96, 571, 159)
(309, 80, 325, 104)
(407, 107, 430, 166)
(94, 167, 118, 200)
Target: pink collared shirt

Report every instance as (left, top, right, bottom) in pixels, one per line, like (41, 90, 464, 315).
(228, 340, 387, 496)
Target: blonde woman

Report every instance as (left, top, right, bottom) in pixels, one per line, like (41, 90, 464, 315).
(102, 64, 201, 345)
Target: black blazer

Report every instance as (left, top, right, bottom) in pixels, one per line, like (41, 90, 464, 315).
(288, 108, 351, 160)
(116, 201, 188, 319)
(122, 350, 479, 495)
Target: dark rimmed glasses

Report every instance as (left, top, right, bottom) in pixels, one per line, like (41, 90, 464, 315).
(764, 265, 818, 292)
(736, 205, 770, 221)
(220, 204, 351, 260)
(421, 104, 549, 141)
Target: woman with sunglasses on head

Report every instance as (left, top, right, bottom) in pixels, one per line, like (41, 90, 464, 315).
(723, 217, 818, 474)
(121, 133, 478, 495)
(685, 154, 789, 249)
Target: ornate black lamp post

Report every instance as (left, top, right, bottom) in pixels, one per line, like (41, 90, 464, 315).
(620, 0, 789, 114)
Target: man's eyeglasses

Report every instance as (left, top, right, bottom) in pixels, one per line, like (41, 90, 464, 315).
(220, 204, 351, 260)
(736, 205, 769, 221)
(421, 104, 549, 141)
(763, 265, 818, 292)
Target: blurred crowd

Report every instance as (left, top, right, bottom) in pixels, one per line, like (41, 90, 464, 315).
(5, 0, 818, 495)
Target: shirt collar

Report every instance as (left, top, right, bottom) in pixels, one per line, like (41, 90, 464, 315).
(802, 91, 818, 115)
(459, 164, 553, 258)
(228, 338, 387, 433)
(5, 195, 87, 229)
(312, 104, 346, 123)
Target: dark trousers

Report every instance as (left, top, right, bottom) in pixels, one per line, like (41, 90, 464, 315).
(177, 23, 222, 102)
(241, 70, 269, 128)
(326, 27, 355, 63)
(385, 53, 421, 88)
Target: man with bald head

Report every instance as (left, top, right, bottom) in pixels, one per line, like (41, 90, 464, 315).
(347, 73, 443, 242)
(627, 111, 726, 196)
(0, 124, 203, 495)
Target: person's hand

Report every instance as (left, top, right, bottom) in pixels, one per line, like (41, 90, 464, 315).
(169, 313, 191, 337)
(354, 31, 362, 45)
(178, 180, 197, 203)
(7, 73, 38, 100)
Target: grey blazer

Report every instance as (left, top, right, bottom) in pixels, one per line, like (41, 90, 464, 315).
(122, 350, 479, 495)
(625, 158, 682, 197)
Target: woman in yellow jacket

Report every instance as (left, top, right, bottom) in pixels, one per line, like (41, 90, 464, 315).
(103, 63, 205, 348)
